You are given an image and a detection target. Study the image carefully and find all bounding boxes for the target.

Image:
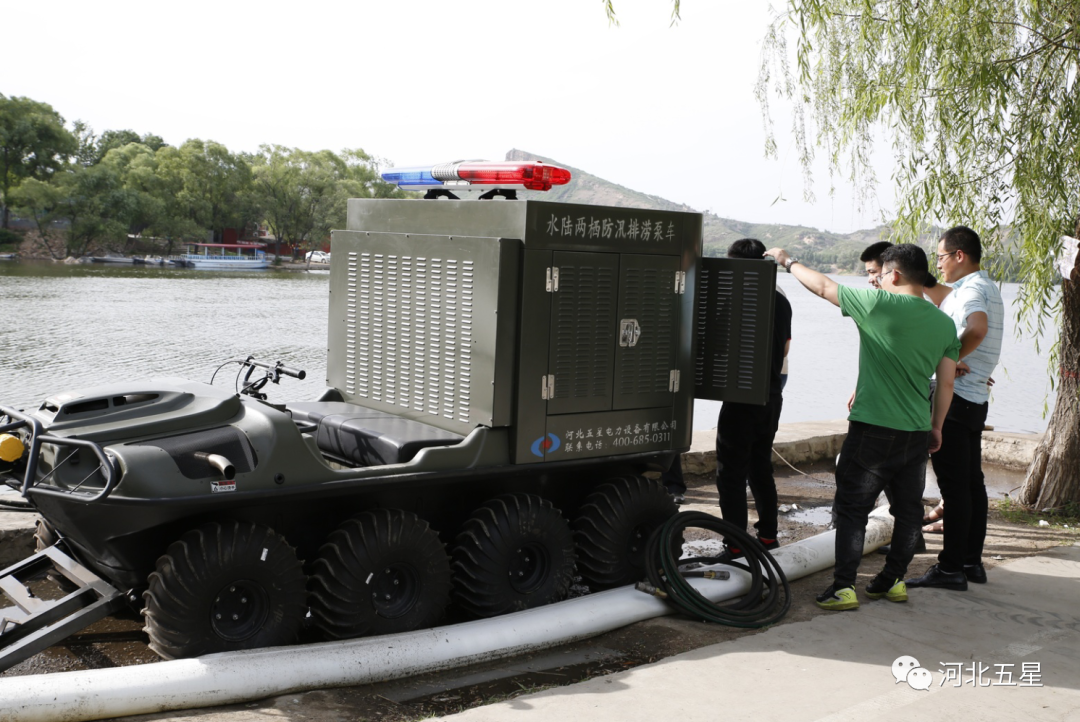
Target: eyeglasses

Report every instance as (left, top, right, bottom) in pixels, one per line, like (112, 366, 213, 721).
(875, 269, 903, 284)
(936, 251, 957, 261)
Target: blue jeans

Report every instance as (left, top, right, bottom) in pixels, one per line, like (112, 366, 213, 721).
(833, 421, 928, 588)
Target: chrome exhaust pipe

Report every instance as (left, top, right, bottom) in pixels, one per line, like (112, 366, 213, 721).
(193, 452, 236, 480)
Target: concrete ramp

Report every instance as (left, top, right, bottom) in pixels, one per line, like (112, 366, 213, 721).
(434, 544, 1080, 722)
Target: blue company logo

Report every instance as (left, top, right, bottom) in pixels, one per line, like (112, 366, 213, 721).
(530, 433, 561, 457)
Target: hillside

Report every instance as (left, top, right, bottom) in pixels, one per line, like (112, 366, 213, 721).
(507, 149, 903, 273)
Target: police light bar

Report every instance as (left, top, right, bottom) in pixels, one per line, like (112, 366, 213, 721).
(382, 161, 572, 192)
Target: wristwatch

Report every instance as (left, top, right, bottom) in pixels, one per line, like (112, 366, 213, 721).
(784, 257, 800, 272)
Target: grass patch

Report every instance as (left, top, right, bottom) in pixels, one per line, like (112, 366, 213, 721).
(995, 497, 1080, 532)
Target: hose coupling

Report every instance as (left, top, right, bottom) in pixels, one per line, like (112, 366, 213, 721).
(634, 581, 669, 599)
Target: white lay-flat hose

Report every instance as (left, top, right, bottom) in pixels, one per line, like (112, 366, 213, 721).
(0, 508, 893, 722)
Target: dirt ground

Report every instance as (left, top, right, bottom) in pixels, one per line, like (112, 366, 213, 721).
(4, 464, 1077, 722)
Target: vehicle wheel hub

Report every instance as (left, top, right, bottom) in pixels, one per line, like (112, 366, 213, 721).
(371, 564, 419, 619)
(211, 580, 269, 642)
(628, 524, 649, 555)
(508, 543, 549, 594)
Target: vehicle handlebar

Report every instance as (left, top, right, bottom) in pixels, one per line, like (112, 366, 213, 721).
(243, 358, 307, 380)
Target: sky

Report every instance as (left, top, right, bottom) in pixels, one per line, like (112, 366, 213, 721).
(4, 0, 897, 233)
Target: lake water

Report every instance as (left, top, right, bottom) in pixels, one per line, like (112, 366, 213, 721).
(0, 261, 1056, 434)
(697, 273, 1057, 434)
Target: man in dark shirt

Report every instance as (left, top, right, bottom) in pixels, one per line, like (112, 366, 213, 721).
(716, 238, 793, 559)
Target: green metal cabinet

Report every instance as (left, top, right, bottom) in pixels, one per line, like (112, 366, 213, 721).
(329, 198, 775, 467)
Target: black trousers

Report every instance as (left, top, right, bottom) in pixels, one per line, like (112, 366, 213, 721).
(930, 394, 989, 572)
(833, 421, 928, 588)
(716, 395, 783, 540)
(661, 455, 686, 494)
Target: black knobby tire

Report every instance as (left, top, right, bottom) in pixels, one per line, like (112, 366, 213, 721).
(33, 519, 58, 551)
(451, 493, 576, 618)
(142, 521, 307, 660)
(309, 509, 452, 640)
(573, 475, 679, 591)
(34, 518, 77, 590)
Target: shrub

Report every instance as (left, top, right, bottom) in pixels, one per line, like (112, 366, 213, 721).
(0, 228, 21, 249)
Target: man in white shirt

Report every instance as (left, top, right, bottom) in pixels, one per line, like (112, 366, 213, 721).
(908, 226, 1004, 591)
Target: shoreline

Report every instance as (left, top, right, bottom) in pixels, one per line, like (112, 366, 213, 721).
(680, 419, 1040, 474)
(7, 256, 328, 272)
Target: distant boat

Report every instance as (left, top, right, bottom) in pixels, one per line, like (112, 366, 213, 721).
(90, 255, 136, 264)
(0, 253, 16, 261)
(180, 243, 269, 270)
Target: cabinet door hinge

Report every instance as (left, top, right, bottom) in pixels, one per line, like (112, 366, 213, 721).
(675, 271, 686, 294)
(668, 369, 681, 392)
(541, 374, 556, 399)
(546, 267, 560, 292)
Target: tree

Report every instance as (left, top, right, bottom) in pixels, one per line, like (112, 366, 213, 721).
(250, 146, 343, 259)
(0, 95, 77, 228)
(155, 139, 254, 243)
(96, 142, 180, 249)
(320, 149, 411, 236)
(250, 146, 407, 263)
(60, 163, 133, 257)
(755, 1, 1080, 509)
(136, 146, 205, 257)
(12, 161, 140, 258)
(9, 177, 68, 258)
(73, 125, 169, 167)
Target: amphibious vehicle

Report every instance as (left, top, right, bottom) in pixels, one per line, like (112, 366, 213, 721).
(0, 160, 777, 671)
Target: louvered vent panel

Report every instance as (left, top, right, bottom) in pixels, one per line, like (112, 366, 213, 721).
(695, 267, 735, 389)
(344, 252, 360, 396)
(737, 271, 760, 390)
(552, 262, 615, 400)
(345, 252, 475, 424)
(693, 258, 776, 405)
(618, 265, 675, 395)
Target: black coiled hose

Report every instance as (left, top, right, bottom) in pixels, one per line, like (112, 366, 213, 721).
(642, 510, 791, 628)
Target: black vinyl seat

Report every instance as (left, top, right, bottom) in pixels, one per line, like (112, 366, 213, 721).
(288, 402, 464, 466)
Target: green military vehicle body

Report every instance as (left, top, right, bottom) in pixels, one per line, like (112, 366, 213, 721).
(0, 194, 776, 671)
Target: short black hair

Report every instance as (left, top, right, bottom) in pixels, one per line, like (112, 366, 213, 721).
(859, 241, 893, 264)
(940, 225, 982, 263)
(727, 238, 766, 259)
(880, 244, 935, 286)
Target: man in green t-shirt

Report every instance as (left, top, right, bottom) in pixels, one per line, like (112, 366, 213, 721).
(765, 244, 960, 611)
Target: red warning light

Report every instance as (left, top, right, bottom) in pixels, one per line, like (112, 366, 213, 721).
(454, 162, 572, 191)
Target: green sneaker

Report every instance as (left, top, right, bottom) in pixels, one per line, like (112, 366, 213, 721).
(866, 575, 908, 602)
(815, 584, 859, 611)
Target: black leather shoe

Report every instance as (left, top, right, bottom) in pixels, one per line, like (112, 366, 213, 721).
(906, 564, 968, 591)
(964, 563, 987, 584)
